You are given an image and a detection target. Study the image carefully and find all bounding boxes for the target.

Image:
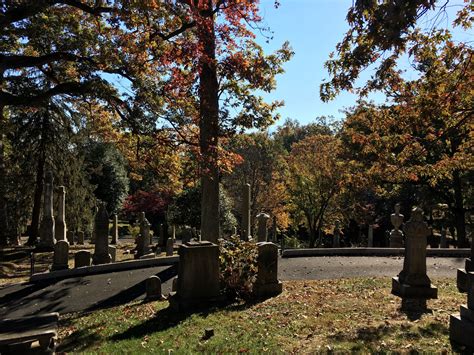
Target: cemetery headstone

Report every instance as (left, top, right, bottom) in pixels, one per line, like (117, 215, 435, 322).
(391, 207, 437, 311)
(450, 271, 474, 349)
(457, 231, 474, 292)
(254, 242, 282, 297)
(66, 230, 74, 245)
(111, 214, 118, 244)
(169, 241, 222, 311)
(333, 220, 341, 248)
(74, 250, 91, 268)
(166, 237, 174, 256)
(440, 227, 447, 248)
(77, 231, 84, 245)
(136, 212, 153, 259)
(271, 216, 277, 243)
(108, 245, 117, 262)
(390, 203, 404, 248)
(158, 223, 164, 246)
(368, 224, 374, 247)
(92, 204, 112, 265)
(51, 240, 69, 271)
(54, 186, 67, 242)
(145, 276, 165, 301)
(241, 183, 251, 241)
(38, 171, 55, 249)
(256, 212, 270, 242)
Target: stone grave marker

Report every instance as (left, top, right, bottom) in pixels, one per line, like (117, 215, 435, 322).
(92, 204, 112, 265)
(390, 203, 404, 248)
(391, 207, 437, 312)
(108, 245, 117, 262)
(74, 250, 91, 268)
(440, 227, 447, 248)
(51, 240, 69, 271)
(256, 212, 270, 242)
(39, 171, 55, 249)
(145, 276, 165, 301)
(450, 271, 474, 349)
(166, 237, 174, 256)
(77, 231, 84, 245)
(54, 186, 67, 242)
(254, 242, 282, 297)
(457, 232, 474, 292)
(136, 212, 153, 259)
(111, 214, 118, 244)
(368, 224, 374, 247)
(169, 241, 221, 310)
(66, 231, 74, 245)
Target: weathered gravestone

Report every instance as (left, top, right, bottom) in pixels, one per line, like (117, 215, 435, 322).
(111, 214, 118, 245)
(51, 240, 69, 271)
(256, 212, 270, 242)
(457, 233, 474, 292)
(391, 207, 437, 311)
(158, 223, 165, 247)
(54, 186, 67, 242)
(440, 227, 447, 248)
(333, 220, 341, 248)
(38, 171, 55, 249)
(76, 231, 84, 245)
(368, 224, 374, 247)
(74, 250, 91, 268)
(166, 237, 174, 256)
(390, 203, 404, 248)
(450, 271, 474, 349)
(136, 212, 153, 259)
(145, 276, 165, 301)
(254, 242, 282, 297)
(92, 204, 112, 265)
(241, 183, 251, 241)
(66, 231, 74, 245)
(108, 245, 117, 262)
(169, 241, 221, 311)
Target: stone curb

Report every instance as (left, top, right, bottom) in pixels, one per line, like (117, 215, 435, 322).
(281, 247, 470, 258)
(30, 256, 179, 283)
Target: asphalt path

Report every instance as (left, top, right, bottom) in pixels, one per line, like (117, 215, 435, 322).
(0, 256, 466, 318)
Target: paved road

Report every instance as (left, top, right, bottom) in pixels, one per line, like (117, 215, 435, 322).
(0, 257, 465, 318)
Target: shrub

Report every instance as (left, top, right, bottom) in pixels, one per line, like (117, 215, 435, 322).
(219, 236, 258, 300)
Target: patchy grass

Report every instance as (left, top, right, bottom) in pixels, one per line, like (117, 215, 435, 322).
(58, 278, 465, 353)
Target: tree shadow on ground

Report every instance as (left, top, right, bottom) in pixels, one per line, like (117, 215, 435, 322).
(110, 297, 255, 342)
(56, 321, 104, 352)
(83, 264, 178, 313)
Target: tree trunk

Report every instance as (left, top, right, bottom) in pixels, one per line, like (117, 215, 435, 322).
(0, 103, 9, 246)
(453, 170, 467, 247)
(198, 4, 220, 243)
(28, 151, 45, 245)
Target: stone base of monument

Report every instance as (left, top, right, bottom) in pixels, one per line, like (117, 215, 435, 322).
(450, 309, 474, 349)
(92, 253, 112, 265)
(253, 281, 283, 298)
(391, 277, 438, 299)
(457, 258, 472, 292)
(169, 241, 225, 312)
(51, 263, 69, 271)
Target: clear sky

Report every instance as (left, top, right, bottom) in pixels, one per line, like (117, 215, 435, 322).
(256, 0, 470, 126)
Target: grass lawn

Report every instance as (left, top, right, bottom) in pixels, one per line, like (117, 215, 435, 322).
(58, 277, 466, 353)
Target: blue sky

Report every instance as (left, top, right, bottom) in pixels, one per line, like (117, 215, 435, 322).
(255, 0, 470, 126)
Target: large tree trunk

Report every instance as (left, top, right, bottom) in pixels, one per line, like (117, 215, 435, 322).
(453, 170, 467, 247)
(28, 151, 45, 245)
(198, 3, 220, 243)
(0, 104, 9, 246)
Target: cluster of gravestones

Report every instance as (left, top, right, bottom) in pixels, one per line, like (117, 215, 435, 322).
(387, 206, 473, 348)
(145, 183, 282, 308)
